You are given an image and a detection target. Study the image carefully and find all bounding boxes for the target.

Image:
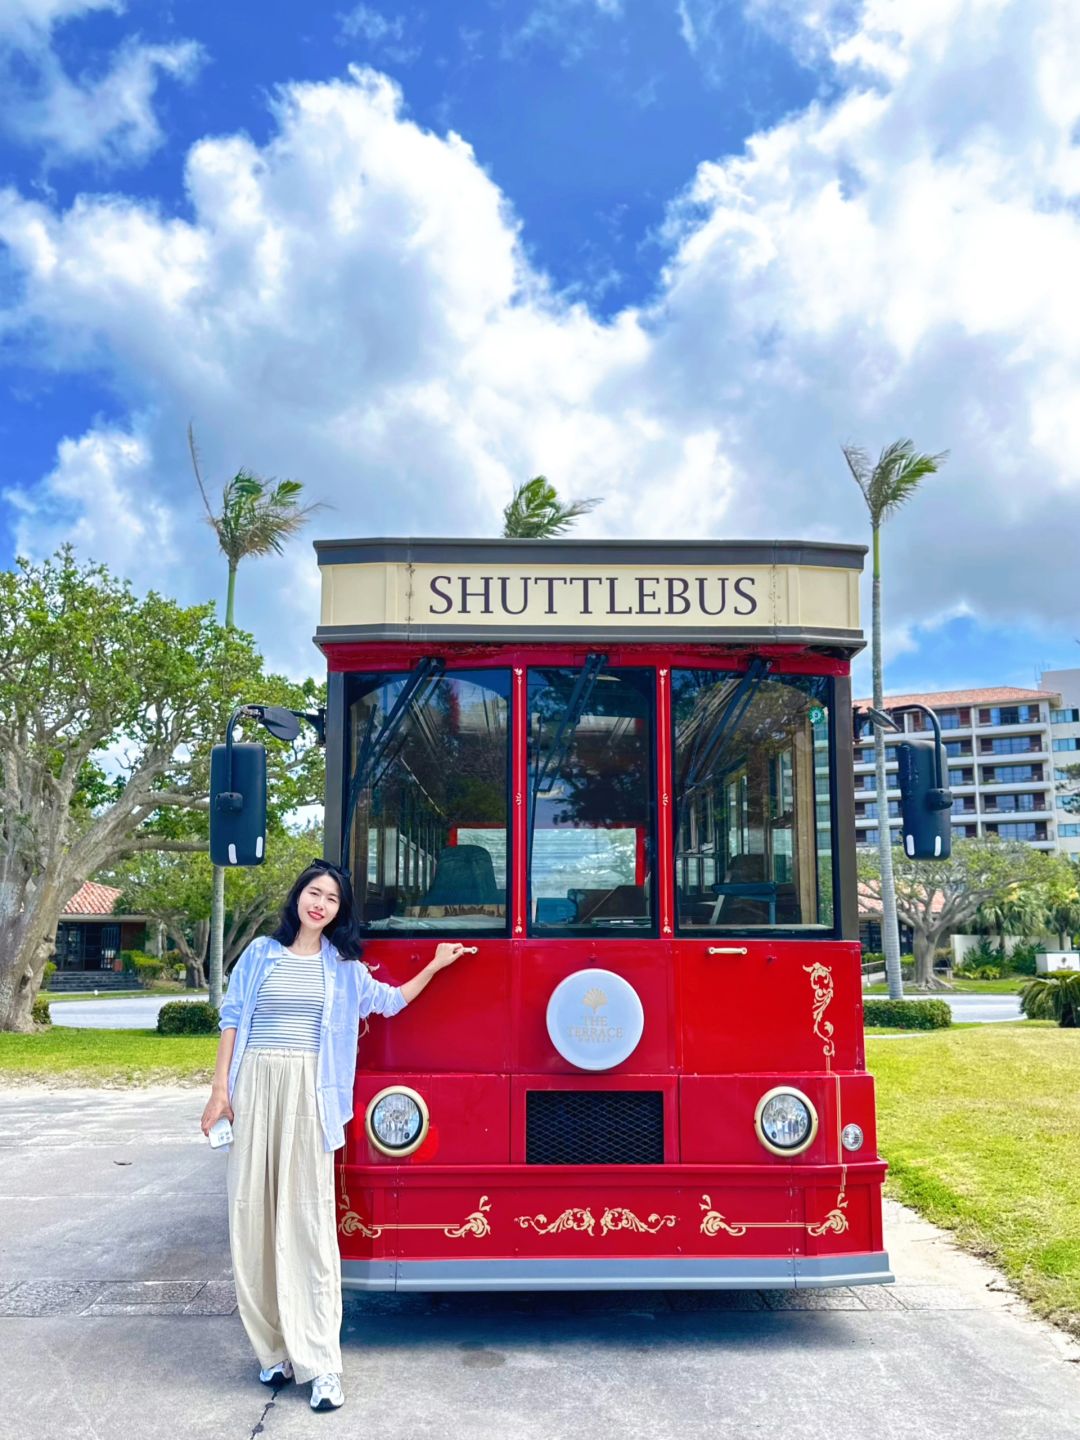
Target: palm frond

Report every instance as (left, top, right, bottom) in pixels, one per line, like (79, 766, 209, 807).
(848, 437, 948, 525)
(502, 475, 602, 538)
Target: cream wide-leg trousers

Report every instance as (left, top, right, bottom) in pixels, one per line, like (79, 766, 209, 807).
(226, 1049, 342, 1383)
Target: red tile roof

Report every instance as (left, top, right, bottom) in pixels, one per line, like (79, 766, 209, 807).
(63, 881, 122, 917)
(854, 685, 1058, 710)
(858, 881, 946, 916)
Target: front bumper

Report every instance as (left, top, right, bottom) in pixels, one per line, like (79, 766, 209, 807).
(341, 1252, 894, 1291)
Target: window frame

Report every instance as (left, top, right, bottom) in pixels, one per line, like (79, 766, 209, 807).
(670, 668, 842, 940)
(344, 666, 514, 939)
(525, 663, 660, 940)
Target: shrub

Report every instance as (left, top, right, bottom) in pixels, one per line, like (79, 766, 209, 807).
(123, 950, 166, 984)
(1020, 972, 1080, 1028)
(32, 996, 51, 1026)
(864, 998, 952, 1030)
(157, 1000, 220, 1035)
(1007, 943, 1039, 976)
(42, 960, 57, 990)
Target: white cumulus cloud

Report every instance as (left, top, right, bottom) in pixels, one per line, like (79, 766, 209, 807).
(0, 0, 203, 165)
(1, 0, 1079, 683)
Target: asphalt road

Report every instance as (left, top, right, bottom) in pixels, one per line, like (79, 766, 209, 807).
(942, 994, 1023, 1023)
(0, 1084, 1078, 1440)
(49, 994, 211, 1029)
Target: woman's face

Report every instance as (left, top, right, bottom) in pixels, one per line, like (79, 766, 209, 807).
(297, 874, 341, 932)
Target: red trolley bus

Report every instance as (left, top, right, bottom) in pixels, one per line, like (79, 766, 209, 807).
(303, 536, 891, 1293)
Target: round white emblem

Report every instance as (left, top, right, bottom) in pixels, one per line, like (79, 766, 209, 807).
(545, 968, 645, 1072)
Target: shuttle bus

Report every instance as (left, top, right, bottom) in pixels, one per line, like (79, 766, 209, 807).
(300, 536, 891, 1292)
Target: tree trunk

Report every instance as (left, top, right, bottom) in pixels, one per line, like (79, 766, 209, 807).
(871, 528, 904, 1001)
(912, 929, 937, 987)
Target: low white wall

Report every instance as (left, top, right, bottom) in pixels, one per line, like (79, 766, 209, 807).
(950, 933, 1055, 965)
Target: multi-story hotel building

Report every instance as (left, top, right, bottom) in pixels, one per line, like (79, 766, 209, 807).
(854, 669, 1080, 859)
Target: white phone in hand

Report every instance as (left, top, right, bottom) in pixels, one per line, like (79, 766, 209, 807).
(208, 1116, 233, 1150)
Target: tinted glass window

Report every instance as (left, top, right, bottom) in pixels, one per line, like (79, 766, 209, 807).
(347, 670, 510, 933)
(672, 671, 834, 932)
(528, 666, 654, 933)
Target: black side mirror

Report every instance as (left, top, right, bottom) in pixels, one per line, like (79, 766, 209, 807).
(210, 742, 267, 866)
(896, 738, 952, 859)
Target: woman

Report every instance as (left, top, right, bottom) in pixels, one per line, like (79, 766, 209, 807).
(201, 858, 467, 1412)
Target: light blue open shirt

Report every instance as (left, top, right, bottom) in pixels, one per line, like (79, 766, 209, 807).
(219, 933, 407, 1153)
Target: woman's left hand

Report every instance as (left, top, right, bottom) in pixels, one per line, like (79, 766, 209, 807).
(431, 942, 468, 971)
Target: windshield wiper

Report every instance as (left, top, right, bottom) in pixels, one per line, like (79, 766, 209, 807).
(341, 657, 446, 869)
(676, 657, 771, 827)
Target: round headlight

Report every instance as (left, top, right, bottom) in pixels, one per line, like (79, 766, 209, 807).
(754, 1088, 818, 1156)
(841, 1122, 864, 1152)
(365, 1086, 429, 1158)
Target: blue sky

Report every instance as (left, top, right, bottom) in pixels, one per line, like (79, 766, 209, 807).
(1, 0, 1078, 696)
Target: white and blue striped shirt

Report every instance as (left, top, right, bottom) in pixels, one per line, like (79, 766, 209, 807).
(247, 946, 326, 1053)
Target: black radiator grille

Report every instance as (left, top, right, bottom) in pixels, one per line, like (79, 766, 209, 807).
(526, 1090, 664, 1165)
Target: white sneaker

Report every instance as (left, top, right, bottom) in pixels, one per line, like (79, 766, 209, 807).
(259, 1359, 294, 1388)
(310, 1373, 345, 1411)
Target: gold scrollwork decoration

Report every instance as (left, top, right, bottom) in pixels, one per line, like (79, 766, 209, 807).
(698, 1195, 748, 1237)
(600, 1207, 676, 1236)
(445, 1196, 492, 1239)
(336, 1189, 493, 1241)
(515, 1207, 596, 1236)
(339, 1210, 380, 1239)
(803, 961, 836, 1066)
(806, 1188, 849, 1237)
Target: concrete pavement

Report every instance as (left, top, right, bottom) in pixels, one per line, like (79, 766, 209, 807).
(0, 1083, 1078, 1440)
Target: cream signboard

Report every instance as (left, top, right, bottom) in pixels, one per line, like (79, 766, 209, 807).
(318, 559, 861, 640)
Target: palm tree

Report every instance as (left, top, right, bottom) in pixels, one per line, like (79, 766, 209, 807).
(190, 424, 323, 1008)
(845, 439, 947, 1000)
(977, 881, 1043, 960)
(1020, 970, 1080, 1028)
(502, 475, 601, 538)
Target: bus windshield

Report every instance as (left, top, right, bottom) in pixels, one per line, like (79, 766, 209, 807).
(528, 666, 655, 934)
(672, 670, 835, 932)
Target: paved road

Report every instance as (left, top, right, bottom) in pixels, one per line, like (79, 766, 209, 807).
(0, 1084, 1077, 1440)
(942, 994, 1023, 1023)
(49, 994, 211, 1029)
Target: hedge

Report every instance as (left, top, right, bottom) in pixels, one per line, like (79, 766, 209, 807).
(864, 998, 952, 1030)
(157, 1000, 220, 1035)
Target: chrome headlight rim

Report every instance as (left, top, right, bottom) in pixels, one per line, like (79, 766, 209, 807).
(754, 1086, 819, 1157)
(364, 1085, 430, 1158)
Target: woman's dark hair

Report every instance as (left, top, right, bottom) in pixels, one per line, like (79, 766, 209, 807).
(271, 861, 364, 961)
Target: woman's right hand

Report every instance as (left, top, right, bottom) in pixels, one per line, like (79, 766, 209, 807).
(200, 1085, 234, 1136)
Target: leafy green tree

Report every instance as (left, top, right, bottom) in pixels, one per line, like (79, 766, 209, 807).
(502, 475, 600, 538)
(858, 838, 1040, 987)
(1039, 855, 1080, 951)
(976, 878, 1046, 957)
(112, 824, 323, 985)
(189, 424, 323, 1009)
(845, 438, 947, 999)
(0, 548, 311, 1031)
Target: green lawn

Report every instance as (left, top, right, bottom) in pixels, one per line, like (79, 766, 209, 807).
(865, 977, 1024, 995)
(0, 1027, 218, 1085)
(868, 1023, 1080, 1334)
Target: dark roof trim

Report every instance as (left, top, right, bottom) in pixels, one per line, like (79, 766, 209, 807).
(314, 537, 867, 570)
(316, 622, 866, 654)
